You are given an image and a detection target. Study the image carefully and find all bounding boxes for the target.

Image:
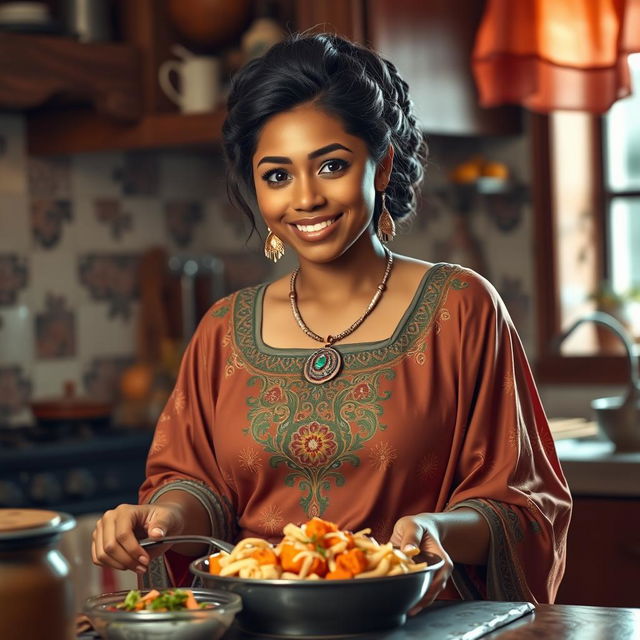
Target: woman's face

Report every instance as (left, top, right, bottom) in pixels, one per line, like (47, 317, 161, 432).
(252, 103, 390, 264)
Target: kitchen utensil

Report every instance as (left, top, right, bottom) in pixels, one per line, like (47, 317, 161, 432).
(0, 508, 76, 640)
(554, 310, 640, 451)
(139, 534, 234, 554)
(84, 588, 242, 640)
(187, 539, 444, 636)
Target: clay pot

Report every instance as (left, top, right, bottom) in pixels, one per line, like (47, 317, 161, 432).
(166, 0, 252, 49)
(30, 381, 112, 432)
(0, 509, 76, 640)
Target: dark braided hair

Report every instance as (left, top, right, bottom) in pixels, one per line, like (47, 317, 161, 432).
(222, 32, 427, 235)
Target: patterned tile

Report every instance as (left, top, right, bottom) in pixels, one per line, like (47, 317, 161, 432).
(0, 365, 32, 419)
(0, 194, 30, 251)
(0, 305, 33, 365)
(71, 151, 123, 197)
(27, 156, 72, 198)
(31, 199, 73, 249)
(83, 355, 133, 402)
(0, 253, 28, 306)
(35, 293, 76, 359)
(76, 302, 136, 360)
(115, 152, 159, 196)
(165, 200, 204, 247)
(159, 150, 222, 198)
(32, 360, 81, 399)
(0, 114, 27, 194)
(78, 253, 139, 319)
(94, 198, 133, 240)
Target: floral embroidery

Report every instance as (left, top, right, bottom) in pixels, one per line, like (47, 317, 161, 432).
(290, 422, 338, 467)
(418, 453, 440, 480)
(352, 383, 371, 400)
(151, 427, 168, 454)
(230, 263, 469, 518)
(174, 389, 186, 413)
(238, 447, 263, 473)
(503, 374, 515, 396)
(369, 441, 397, 471)
(259, 504, 285, 535)
(244, 370, 393, 517)
(264, 386, 283, 403)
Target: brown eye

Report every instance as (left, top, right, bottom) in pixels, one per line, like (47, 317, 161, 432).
(319, 159, 349, 175)
(263, 169, 291, 185)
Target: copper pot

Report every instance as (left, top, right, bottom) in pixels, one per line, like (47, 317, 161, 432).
(0, 509, 76, 640)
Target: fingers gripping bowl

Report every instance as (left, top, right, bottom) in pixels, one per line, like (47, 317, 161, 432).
(187, 518, 445, 636)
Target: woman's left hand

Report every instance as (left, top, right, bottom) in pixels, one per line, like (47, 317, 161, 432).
(390, 513, 454, 614)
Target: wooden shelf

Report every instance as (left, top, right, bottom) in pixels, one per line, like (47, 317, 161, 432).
(27, 107, 227, 155)
(0, 33, 141, 121)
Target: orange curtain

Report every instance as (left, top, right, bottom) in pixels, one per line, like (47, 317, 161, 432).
(472, 0, 640, 113)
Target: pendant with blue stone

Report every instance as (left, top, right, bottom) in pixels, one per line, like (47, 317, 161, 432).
(304, 346, 342, 384)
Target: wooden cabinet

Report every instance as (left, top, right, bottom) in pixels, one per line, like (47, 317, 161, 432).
(555, 497, 640, 608)
(23, 0, 519, 155)
(366, 0, 521, 136)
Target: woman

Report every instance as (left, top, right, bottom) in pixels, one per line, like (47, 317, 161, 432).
(92, 33, 571, 608)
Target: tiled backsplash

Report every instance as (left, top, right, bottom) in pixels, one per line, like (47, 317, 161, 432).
(0, 113, 536, 421)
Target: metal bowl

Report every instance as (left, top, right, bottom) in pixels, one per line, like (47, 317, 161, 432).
(84, 588, 242, 640)
(190, 552, 444, 636)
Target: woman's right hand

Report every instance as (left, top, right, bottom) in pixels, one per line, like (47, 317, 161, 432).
(91, 502, 184, 574)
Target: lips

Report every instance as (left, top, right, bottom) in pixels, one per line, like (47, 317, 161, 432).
(289, 214, 342, 240)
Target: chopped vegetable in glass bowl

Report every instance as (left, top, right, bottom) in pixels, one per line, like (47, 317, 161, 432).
(84, 588, 242, 640)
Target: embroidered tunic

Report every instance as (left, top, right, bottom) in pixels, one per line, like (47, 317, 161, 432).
(139, 264, 571, 602)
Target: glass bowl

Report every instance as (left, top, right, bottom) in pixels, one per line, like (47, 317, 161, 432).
(84, 588, 242, 640)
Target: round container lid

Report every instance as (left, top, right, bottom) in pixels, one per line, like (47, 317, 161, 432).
(0, 509, 75, 543)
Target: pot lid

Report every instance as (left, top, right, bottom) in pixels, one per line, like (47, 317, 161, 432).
(0, 509, 75, 542)
(31, 381, 112, 420)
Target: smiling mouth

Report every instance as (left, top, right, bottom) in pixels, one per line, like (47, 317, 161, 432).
(294, 215, 341, 233)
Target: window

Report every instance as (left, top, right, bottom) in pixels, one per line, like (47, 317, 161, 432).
(533, 54, 640, 383)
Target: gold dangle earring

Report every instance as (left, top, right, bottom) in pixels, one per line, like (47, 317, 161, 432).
(377, 193, 396, 243)
(264, 228, 285, 262)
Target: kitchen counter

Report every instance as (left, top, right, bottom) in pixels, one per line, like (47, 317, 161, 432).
(220, 601, 639, 640)
(554, 438, 640, 496)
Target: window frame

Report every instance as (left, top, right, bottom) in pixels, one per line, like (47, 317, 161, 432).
(531, 114, 630, 385)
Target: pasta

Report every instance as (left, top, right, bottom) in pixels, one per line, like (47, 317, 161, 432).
(208, 517, 428, 580)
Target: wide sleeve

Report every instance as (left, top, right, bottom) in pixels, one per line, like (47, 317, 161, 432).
(445, 272, 572, 604)
(138, 302, 237, 587)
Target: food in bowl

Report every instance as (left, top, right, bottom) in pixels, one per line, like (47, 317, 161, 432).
(208, 516, 428, 580)
(190, 517, 443, 636)
(84, 588, 241, 640)
(109, 588, 208, 611)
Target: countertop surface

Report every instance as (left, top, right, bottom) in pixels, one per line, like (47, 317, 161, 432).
(554, 437, 640, 497)
(223, 601, 638, 640)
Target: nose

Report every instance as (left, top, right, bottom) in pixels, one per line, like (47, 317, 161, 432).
(292, 174, 326, 212)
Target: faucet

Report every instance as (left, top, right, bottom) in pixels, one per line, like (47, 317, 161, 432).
(554, 311, 640, 452)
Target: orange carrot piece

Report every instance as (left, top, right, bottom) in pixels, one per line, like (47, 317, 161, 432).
(184, 590, 199, 610)
(335, 548, 367, 575)
(280, 543, 304, 572)
(326, 568, 353, 580)
(140, 589, 160, 602)
(249, 547, 278, 565)
(305, 517, 338, 545)
(209, 555, 223, 575)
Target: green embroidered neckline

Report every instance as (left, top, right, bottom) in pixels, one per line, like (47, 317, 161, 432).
(232, 262, 461, 376)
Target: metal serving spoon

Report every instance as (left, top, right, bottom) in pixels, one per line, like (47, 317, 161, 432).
(139, 534, 234, 554)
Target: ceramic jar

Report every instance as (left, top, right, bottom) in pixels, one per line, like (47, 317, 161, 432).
(0, 509, 76, 640)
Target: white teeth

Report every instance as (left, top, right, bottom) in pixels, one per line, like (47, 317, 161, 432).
(296, 217, 337, 233)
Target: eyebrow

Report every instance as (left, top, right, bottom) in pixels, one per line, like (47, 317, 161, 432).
(256, 143, 353, 167)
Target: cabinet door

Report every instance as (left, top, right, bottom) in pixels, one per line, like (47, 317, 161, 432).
(367, 0, 521, 136)
(555, 497, 640, 607)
